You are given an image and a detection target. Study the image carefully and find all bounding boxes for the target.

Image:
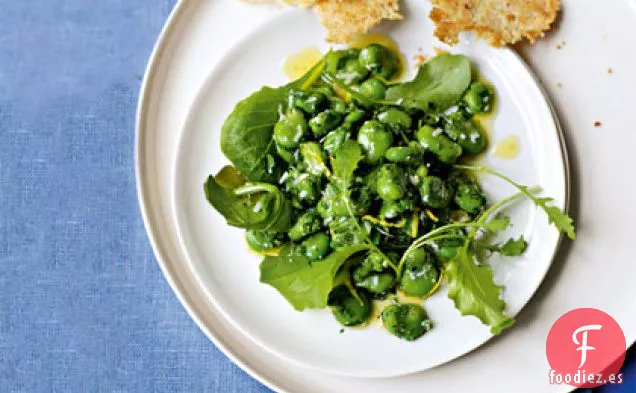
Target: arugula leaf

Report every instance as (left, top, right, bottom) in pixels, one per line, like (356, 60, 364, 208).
(259, 244, 370, 311)
(327, 140, 365, 220)
(445, 248, 515, 335)
(220, 59, 326, 182)
(330, 140, 364, 186)
(455, 164, 576, 240)
(219, 86, 286, 183)
(480, 215, 510, 232)
(204, 166, 292, 232)
(484, 236, 528, 256)
(526, 192, 576, 240)
(322, 54, 472, 114)
(385, 54, 472, 113)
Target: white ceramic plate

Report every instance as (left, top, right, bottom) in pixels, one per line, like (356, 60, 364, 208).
(171, 4, 565, 378)
(137, 0, 636, 391)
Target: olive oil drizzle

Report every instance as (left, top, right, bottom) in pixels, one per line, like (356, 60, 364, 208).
(282, 46, 323, 80)
(492, 135, 520, 160)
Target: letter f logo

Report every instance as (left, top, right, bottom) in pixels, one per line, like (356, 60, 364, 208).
(572, 324, 602, 368)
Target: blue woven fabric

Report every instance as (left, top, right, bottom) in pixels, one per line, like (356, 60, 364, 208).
(0, 1, 632, 392)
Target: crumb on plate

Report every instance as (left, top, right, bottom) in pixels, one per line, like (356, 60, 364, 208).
(594, 121, 602, 127)
(413, 54, 427, 67)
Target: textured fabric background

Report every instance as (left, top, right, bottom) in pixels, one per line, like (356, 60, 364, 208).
(0, 1, 633, 392)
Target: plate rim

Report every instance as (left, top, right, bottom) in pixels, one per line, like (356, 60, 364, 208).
(134, 1, 291, 392)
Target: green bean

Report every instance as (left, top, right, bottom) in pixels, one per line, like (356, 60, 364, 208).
(274, 108, 307, 149)
(301, 232, 331, 261)
(359, 44, 399, 79)
(416, 125, 462, 164)
(357, 120, 393, 164)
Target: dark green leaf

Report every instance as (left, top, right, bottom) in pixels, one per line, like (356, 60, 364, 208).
(260, 244, 370, 311)
(220, 59, 326, 182)
(220, 86, 286, 183)
(385, 54, 472, 113)
(204, 167, 292, 232)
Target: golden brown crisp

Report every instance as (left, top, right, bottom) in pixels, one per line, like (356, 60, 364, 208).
(313, 0, 402, 43)
(241, 0, 401, 43)
(429, 0, 560, 47)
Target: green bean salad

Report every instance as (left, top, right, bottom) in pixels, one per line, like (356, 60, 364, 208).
(204, 43, 576, 341)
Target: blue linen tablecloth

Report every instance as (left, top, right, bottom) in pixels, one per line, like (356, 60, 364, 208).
(0, 1, 633, 392)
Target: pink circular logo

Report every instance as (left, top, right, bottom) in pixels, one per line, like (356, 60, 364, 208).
(546, 308, 626, 388)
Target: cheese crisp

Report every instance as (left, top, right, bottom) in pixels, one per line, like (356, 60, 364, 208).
(245, 0, 402, 43)
(313, 0, 402, 43)
(429, 0, 560, 47)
